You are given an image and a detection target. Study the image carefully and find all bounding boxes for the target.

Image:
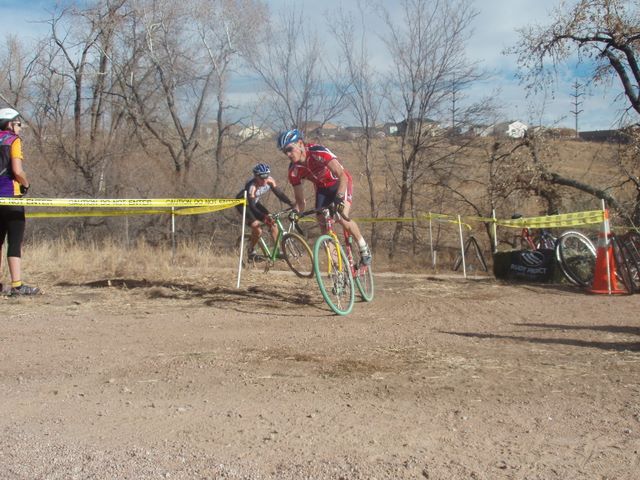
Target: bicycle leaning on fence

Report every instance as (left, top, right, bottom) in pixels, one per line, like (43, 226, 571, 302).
(509, 213, 557, 250)
(609, 229, 640, 293)
(305, 206, 374, 315)
(236, 208, 314, 278)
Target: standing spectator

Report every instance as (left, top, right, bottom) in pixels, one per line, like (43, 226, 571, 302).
(0, 108, 39, 296)
(276, 128, 372, 265)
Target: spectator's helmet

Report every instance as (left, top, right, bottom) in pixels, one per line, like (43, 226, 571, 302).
(0, 108, 20, 131)
(252, 163, 271, 179)
(0, 108, 20, 121)
(277, 128, 303, 151)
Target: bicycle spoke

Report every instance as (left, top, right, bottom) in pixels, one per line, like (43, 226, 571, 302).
(556, 231, 596, 287)
(282, 232, 314, 278)
(313, 235, 355, 315)
(350, 244, 374, 301)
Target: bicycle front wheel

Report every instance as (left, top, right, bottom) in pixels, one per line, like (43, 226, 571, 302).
(350, 244, 374, 301)
(282, 232, 314, 278)
(555, 231, 596, 287)
(313, 235, 355, 315)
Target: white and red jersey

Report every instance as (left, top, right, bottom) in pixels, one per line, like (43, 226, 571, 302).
(287, 143, 352, 190)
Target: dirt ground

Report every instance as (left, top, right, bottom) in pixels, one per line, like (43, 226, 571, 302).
(1, 265, 639, 480)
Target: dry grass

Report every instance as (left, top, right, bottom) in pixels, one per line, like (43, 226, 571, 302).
(13, 234, 463, 288)
(19, 234, 238, 286)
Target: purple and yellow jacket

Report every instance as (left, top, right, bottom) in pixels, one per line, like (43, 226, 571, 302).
(0, 131, 23, 197)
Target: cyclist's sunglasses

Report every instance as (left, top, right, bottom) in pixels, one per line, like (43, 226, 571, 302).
(283, 145, 295, 154)
(256, 173, 269, 179)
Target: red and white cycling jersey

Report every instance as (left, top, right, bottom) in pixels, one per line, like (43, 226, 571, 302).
(288, 143, 351, 189)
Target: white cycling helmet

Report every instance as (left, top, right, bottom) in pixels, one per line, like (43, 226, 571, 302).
(0, 108, 20, 121)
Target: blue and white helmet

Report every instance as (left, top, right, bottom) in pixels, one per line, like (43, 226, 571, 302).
(277, 128, 303, 151)
(252, 162, 271, 178)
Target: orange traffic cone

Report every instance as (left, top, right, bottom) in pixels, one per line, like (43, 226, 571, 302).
(589, 209, 627, 295)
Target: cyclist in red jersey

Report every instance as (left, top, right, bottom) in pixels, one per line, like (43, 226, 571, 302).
(276, 128, 372, 265)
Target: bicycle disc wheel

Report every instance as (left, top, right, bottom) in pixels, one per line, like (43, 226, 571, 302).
(282, 232, 314, 278)
(555, 231, 596, 287)
(350, 243, 374, 301)
(313, 235, 355, 315)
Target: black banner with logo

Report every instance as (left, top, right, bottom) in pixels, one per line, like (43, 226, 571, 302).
(493, 249, 556, 283)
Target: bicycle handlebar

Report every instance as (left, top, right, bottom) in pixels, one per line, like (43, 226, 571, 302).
(302, 206, 351, 223)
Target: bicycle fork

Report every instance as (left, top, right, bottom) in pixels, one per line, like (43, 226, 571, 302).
(321, 234, 348, 294)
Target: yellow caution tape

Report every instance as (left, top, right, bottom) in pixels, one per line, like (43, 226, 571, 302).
(496, 210, 604, 228)
(26, 209, 173, 218)
(0, 195, 607, 229)
(0, 197, 245, 208)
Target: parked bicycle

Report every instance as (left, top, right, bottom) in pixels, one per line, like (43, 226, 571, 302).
(553, 230, 597, 287)
(236, 208, 314, 278)
(308, 206, 374, 315)
(609, 230, 640, 293)
(510, 213, 557, 250)
(554, 228, 640, 293)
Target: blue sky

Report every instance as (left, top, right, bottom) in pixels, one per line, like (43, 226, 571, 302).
(0, 0, 629, 131)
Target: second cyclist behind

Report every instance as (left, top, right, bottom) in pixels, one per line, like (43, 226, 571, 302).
(236, 163, 295, 259)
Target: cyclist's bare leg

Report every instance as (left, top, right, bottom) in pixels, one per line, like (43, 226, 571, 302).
(338, 201, 364, 244)
(338, 201, 372, 265)
(249, 220, 262, 251)
(269, 222, 279, 243)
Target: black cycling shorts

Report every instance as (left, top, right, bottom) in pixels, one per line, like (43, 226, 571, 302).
(0, 205, 26, 258)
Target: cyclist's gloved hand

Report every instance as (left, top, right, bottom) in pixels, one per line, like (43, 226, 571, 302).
(20, 184, 29, 196)
(334, 193, 346, 216)
(263, 214, 275, 226)
(288, 209, 300, 222)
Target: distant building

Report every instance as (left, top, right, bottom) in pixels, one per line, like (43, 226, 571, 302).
(237, 125, 269, 140)
(302, 121, 340, 138)
(578, 129, 633, 144)
(469, 124, 494, 137)
(382, 122, 400, 136)
(396, 118, 441, 137)
(492, 120, 528, 139)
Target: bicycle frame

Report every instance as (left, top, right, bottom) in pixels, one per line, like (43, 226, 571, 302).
(316, 209, 348, 270)
(316, 208, 356, 274)
(254, 214, 289, 262)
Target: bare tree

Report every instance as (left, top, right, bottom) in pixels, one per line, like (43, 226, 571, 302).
(379, 0, 482, 257)
(509, 0, 640, 223)
(0, 35, 39, 111)
(30, 0, 130, 198)
(247, 4, 348, 130)
(194, 0, 267, 193)
(332, 2, 385, 246)
(511, 0, 640, 119)
(121, 0, 212, 187)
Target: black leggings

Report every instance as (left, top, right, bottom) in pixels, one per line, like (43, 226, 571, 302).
(0, 206, 25, 258)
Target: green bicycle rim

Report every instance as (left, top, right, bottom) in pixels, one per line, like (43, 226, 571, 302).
(313, 235, 355, 315)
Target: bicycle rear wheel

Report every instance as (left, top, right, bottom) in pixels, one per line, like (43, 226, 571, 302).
(619, 232, 640, 293)
(313, 235, 355, 315)
(282, 232, 314, 278)
(555, 231, 596, 287)
(612, 235, 634, 294)
(236, 232, 270, 268)
(350, 243, 374, 301)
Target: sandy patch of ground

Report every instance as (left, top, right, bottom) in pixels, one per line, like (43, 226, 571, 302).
(1, 267, 639, 479)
